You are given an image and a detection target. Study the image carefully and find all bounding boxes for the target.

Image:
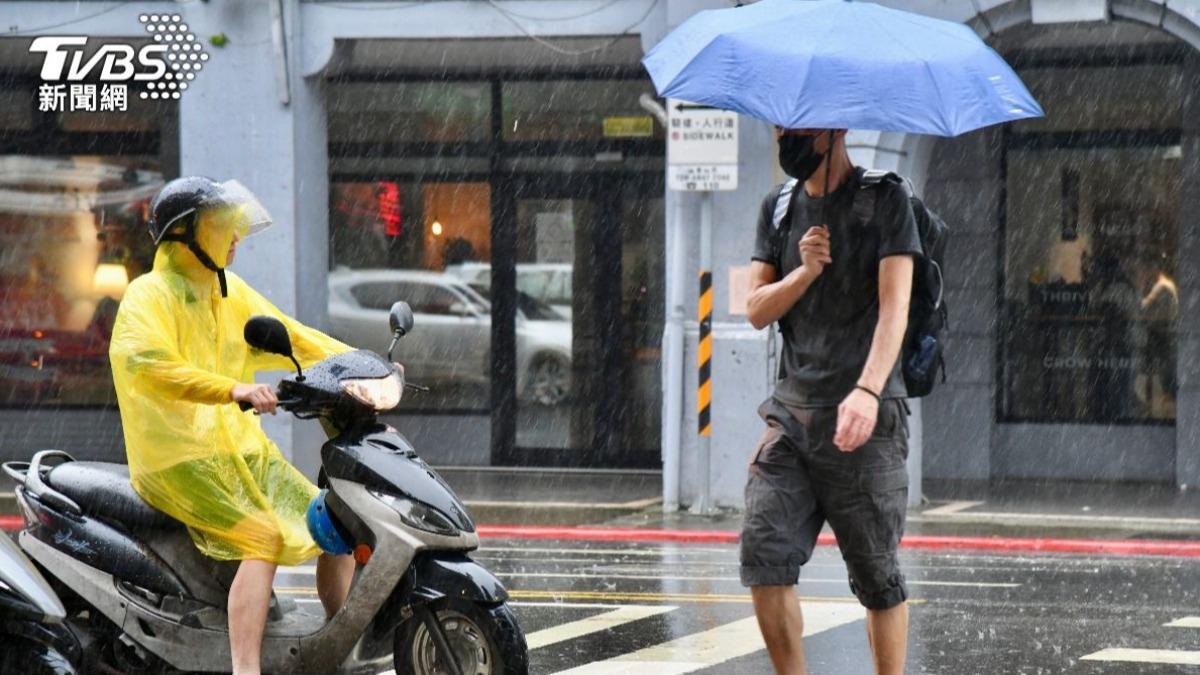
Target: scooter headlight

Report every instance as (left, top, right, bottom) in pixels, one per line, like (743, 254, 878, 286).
(341, 371, 403, 410)
(370, 489, 459, 536)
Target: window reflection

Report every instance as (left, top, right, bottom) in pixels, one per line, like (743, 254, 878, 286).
(327, 76, 665, 466)
(327, 81, 491, 145)
(328, 181, 494, 412)
(0, 156, 162, 406)
(1002, 145, 1180, 423)
(502, 80, 661, 142)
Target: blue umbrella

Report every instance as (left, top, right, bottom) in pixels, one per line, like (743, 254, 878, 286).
(642, 0, 1044, 136)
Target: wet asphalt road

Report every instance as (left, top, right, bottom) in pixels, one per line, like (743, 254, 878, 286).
(276, 539, 1200, 674)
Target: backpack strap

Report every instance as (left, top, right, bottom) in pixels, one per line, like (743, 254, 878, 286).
(773, 169, 909, 264)
(768, 179, 799, 382)
(860, 168, 892, 186)
(861, 169, 917, 198)
(852, 168, 913, 225)
(772, 179, 798, 231)
(769, 178, 800, 268)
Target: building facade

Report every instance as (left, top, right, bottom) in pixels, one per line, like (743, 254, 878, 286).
(0, 0, 1197, 507)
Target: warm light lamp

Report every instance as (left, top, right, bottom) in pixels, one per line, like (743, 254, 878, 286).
(93, 263, 129, 299)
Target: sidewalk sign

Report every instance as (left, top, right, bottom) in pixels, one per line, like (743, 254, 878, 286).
(667, 99, 738, 192)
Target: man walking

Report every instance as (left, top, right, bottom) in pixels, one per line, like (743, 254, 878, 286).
(741, 127, 920, 675)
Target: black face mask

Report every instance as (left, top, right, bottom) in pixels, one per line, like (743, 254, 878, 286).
(778, 133, 825, 181)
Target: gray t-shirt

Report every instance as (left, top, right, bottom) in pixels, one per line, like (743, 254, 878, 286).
(752, 169, 922, 406)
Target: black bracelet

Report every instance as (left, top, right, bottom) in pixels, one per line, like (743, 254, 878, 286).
(854, 385, 882, 404)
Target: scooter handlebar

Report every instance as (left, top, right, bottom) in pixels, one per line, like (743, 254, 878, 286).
(238, 394, 302, 414)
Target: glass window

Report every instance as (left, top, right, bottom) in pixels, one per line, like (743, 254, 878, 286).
(327, 81, 491, 145)
(502, 80, 663, 142)
(0, 156, 164, 407)
(328, 180, 492, 414)
(403, 282, 467, 316)
(512, 197, 586, 450)
(0, 89, 32, 132)
(328, 74, 667, 466)
(1001, 145, 1180, 423)
(509, 187, 664, 461)
(60, 99, 176, 133)
(351, 281, 477, 316)
(350, 282, 404, 311)
(1014, 65, 1182, 132)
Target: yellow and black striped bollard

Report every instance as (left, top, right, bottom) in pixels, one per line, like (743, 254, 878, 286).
(697, 270, 713, 437)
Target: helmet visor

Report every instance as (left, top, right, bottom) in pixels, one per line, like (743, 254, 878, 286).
(201, 179, 273, 238)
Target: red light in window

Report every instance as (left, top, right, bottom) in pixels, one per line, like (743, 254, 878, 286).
(32, 330, 44, 339)
(377, 181, 402, 238)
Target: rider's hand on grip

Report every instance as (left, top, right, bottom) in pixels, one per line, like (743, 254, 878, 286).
(232, 383, 278, 415)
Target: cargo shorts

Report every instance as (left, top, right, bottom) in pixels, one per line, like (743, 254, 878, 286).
(739, 396, 910, 610)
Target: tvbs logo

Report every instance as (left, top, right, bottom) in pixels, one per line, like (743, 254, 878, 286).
(31, 37, 168, 83)
(30, 14, 209, 113)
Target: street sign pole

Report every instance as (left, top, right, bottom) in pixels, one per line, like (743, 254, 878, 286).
(665, 99, 736, 516)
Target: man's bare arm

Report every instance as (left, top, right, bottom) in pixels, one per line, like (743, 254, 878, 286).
(745, 261, 819, 329)
(746, 225, 832, 330)
(833, 254, 914, 452)
(857, 255, 914, 394)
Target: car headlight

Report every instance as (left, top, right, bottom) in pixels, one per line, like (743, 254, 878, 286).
(341, 371, 403, 410)
(370, 489, 459, 536)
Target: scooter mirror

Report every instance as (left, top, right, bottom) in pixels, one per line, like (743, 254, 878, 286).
(389, 301, 415, 337)
(244, 316, 293, 357)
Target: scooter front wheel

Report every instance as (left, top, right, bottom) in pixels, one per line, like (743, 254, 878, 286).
(394, 598, 528, 675)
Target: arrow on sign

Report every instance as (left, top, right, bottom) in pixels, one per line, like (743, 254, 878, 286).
(674, 102, 720, 112)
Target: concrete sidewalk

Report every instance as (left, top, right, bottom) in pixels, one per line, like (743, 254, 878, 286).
(437, 466, 663, 526)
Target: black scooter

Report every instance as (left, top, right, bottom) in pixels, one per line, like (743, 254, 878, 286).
(3, 301, 528, 674)
(0, 528, 79, 673)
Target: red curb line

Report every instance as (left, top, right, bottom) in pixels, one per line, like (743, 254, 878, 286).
(5, 517, 1198, 558)
(475, 525, 1200, 558)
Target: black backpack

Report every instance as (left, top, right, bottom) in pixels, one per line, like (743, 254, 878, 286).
(768, 168, 949, 397)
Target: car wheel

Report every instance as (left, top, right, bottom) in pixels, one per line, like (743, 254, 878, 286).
(525, 354, 570, 406)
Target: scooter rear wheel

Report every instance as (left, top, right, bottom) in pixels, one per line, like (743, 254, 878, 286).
(394, 598, 528, 675)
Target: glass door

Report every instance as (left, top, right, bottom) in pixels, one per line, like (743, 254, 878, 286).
(492, 172, 664, 468)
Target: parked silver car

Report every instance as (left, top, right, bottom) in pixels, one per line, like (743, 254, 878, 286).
(328, 269, 572, 405)
(447, 262, 573, 320)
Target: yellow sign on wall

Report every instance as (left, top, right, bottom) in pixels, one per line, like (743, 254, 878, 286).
(603, 116, 654, 138)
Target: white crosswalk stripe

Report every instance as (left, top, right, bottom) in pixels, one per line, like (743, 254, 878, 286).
(549, 601, 863, 675)
(1080, 615, 1200, 666)
(1080, 648, 1200, 665)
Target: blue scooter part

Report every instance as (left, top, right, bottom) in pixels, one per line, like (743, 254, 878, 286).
(306, 489, 353, 556)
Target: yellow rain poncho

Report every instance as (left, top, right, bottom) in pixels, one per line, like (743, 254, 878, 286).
(109, 206, 351, 565)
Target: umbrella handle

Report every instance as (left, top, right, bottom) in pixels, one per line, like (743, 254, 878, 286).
(820, 131, 834, 230)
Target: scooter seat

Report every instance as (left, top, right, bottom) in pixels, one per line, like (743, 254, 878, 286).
(46, 462, 180, 532)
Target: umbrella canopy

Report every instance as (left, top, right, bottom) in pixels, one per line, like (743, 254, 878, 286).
(642, 0, 1044, 136)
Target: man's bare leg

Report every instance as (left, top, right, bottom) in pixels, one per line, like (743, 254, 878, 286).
(316, 553, 356, 619)
(751, 585, 807, 675)
(229, 559, 277, 675)
(866, 602, 908, 675)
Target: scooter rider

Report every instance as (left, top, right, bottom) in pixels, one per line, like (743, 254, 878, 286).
(108, 176, 356, 675)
